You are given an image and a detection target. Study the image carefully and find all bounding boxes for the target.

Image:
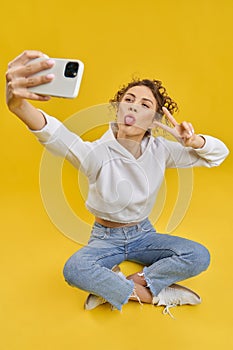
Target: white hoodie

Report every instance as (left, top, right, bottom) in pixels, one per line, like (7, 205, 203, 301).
(31, 112, 229, 223)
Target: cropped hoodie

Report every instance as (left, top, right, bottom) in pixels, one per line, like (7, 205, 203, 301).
(30, 112, 229, 223)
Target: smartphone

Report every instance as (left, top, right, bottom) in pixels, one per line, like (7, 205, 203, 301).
(28, 56, 84, 98)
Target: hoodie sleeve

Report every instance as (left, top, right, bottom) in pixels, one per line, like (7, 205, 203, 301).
(157, 135, 229, 168)
(29, 110, 96, 175)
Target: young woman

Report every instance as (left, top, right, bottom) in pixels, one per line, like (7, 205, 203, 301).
(6, 50, 229, 315)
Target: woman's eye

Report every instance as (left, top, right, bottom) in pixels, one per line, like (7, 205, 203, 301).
(142, 103, 150, 108)
(125, 97, 132, 102)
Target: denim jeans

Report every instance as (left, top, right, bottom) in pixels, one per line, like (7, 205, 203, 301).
(63, 218, 210, 310)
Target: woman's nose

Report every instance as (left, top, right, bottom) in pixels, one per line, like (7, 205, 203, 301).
(128, 104, 138, 113)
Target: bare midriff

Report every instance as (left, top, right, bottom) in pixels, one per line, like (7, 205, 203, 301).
(95, 217, 139, 228)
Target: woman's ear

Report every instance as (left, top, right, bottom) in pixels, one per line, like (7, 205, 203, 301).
(154, 111, 163, 121)
(151, 112, 161, 126)
(114, 101, 119, 110)
(150, 112, 162, 132)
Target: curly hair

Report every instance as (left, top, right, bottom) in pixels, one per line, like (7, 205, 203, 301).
(109, 78, 178, 118)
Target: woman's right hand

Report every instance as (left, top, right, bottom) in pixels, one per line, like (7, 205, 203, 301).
(6, 50, 55, 112)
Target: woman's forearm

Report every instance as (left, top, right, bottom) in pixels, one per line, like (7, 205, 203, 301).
(9, 100, 47, 130)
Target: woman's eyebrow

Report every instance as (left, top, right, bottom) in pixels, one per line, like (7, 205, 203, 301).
(142, 97, 154, 105)
(125, 93, 135, 98)
(125, 93, 154, 105)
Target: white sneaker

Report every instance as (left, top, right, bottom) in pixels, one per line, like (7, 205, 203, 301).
(84, 265, 122, 310)
(153, 283, 201, 318)
(84, 294, 106, 310)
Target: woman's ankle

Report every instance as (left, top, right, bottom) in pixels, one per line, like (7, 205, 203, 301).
(129, 283, 152, 304)
(126, 271, 147, 287)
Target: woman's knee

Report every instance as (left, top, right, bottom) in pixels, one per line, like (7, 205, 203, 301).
(192, 242, 211, 273)
(63, 253, 87, 287)
(63, 256, 78, 286)
(63, 250, 98, 289)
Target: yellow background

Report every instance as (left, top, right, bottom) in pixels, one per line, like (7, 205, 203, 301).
(1, 0, 233, 349)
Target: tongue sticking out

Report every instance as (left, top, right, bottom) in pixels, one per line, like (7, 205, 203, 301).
(124, 115, 136, 126)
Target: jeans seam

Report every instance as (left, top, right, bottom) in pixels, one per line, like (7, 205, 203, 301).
(130, 247, 179, 255)
(94, 251, 124, 262)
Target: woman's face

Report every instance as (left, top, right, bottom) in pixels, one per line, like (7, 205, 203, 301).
(116, 85, 157, 139)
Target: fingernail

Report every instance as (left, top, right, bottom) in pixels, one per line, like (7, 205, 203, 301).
(46, 73, 55, 79)
(47, 59, 55, 65)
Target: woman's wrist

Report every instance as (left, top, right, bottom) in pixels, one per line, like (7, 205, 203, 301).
(9, 99, 31, 115)
(9, 99, 47, 130)
(191, 135, 206, 149)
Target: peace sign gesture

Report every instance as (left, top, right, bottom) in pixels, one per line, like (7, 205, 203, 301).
(154, 107, 205, 149)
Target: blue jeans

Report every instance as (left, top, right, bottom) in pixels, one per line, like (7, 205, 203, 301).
(63, 218, 210, 310)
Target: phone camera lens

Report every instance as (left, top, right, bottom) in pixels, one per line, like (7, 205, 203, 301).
(64, 62, 79, 78)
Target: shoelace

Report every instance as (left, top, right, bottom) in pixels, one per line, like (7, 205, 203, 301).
(130, 289, 143, 306)
(162, 304, 177, 319)
(162, 296, 183, 318)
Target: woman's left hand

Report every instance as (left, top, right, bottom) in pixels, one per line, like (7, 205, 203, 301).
(154, 107, 205, 148)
